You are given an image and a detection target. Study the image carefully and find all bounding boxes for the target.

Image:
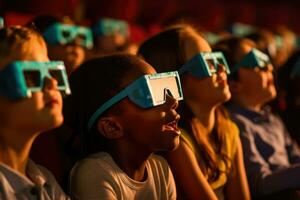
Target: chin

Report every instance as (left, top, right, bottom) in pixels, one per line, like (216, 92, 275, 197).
(266, 88, 277, 101)
(44, 114, 64, 131)
(165, 136, 181, 151)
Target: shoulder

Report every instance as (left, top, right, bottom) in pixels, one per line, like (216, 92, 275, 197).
(219, 117, 240, 159)
(225, 119, 240, 143)
(148, 154, 169, 169)
(30, 161, 68, 199)
(30, 160, 60, 188)
(35, 164, 58, 184)
(0, 169, 13, 197)
(71, 152, 116, 180)
(228, 110, 255, 137)
(148, 155, 171, 177)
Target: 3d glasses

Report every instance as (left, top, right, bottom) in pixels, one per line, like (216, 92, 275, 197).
(43, 23, 93, 49)
(0, 61, 71, 100)
(0, 17, 3, 28)
(290, 58, 300, 78)
(87, 71, 183, 131)
(92, 18, 129, 38)
(179, 52, 230, 79)
(234, 48, 271, 72)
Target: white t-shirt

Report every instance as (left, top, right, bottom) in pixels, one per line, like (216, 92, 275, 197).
(70, 152, 176, 200)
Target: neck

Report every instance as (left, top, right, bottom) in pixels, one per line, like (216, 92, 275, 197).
(0, 128, 37, 175)
(233, 96, 263, 112)
(187, 99, 217, 134)
(110, 142, 151, 181)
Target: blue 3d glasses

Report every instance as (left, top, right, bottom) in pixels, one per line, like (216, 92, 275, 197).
(87, 71, 183, 131)
(43, 23, 93, 49)
(233, 48, 272, 72)
(290, 57, 300, 78)
(92, 18, 129, 38)
(0, 61, 71, 100)
(0, 17, 3, 28)
(179, 52, 230, 78)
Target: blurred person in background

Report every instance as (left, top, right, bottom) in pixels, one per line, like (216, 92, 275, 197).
(215, 36, 300, 200)
(91, 18, 137, 56)
(30, 15, 89, 76)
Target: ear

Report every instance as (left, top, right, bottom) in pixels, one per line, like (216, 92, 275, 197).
(97, 117, 123, 139)
(229, 80, 242, 94)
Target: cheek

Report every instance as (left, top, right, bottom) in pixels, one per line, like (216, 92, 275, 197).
(8, 97, 41, 121)
(48, 46, 66, 60)
(184, 77, 211, 98)
(261, 73, 272, 88)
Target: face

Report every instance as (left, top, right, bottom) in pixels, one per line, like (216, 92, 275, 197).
(182, 32, 231, 107)
(48, 44, 85, 76)
(95, 34, 127, 54)
(0, 37, 64, 134)
(113, 62, 181, 152)
(235, 41, 277, 105)
(238, 65, 277, 105)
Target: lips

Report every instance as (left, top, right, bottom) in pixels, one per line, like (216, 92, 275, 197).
(45, 99, 60, 108)
(163, 117, 181, 136)
(44, 93, 61, 108)
(217, 77, 228, 88)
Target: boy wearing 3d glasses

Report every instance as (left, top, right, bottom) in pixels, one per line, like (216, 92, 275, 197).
(0, 17, 4, 28)
(215, 37, 300, 200)
(65, 54, 182, 199)
(0, 26, 69, 199)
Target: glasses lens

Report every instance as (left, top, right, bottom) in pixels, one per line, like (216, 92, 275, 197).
(23, 70, 41, 88)
(217, 58, 226, 66)
(62, 30, 71, 39)
(49, 69, 65, 86)
(148, 76, 181, 104)
(77, 33, 87, 41)
(206, 59, 217, 73)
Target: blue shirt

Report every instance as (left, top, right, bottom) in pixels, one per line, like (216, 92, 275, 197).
(228, 104, 300, 197)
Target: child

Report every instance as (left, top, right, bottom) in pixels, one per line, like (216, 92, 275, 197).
(214, 36, 300, 199)
(29, 15, 92, 188)
(91, 18, 135, 56)
(138, 25, 250, 200)
(30, 15, 89, 76)
(65, 54, 182, 199)
(0, 26, 69, 199)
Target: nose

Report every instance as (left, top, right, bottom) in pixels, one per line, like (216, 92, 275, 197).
(165, 92, 179, 110)
(267, 64, 274, 72)
(43, 76, 58, 92)
(66, 37, 83, 48)
(217, 64, 226, 73)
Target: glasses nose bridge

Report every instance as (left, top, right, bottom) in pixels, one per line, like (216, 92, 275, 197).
(42, 69, 57, 90)
(217, 63, 226, 72)
(62, 28, 78, 43)
(164, 88, 178, 109)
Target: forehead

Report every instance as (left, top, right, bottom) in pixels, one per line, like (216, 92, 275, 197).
(18, 36, 48, 61)
(0, 36, 49, 70)
(121, 59, 156, 87)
